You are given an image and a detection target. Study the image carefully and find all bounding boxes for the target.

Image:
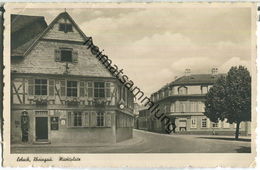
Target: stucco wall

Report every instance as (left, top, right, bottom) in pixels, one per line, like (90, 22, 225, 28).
(11, 109, 117, 144)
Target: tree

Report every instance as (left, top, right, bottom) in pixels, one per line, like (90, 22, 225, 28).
(204, 66, 251, 140)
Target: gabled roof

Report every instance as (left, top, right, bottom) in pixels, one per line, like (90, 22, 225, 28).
(11, 12, 90, 57)
(23, 12, 90, 57)
(11, 14, 48, 56)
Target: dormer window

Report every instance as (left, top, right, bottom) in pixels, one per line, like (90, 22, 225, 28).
(178, 86, 188, 95)
(59, 23, 73, 33)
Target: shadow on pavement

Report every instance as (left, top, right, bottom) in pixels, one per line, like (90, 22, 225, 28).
(236, 146, 251, 153)
(197, 137, 251, 142)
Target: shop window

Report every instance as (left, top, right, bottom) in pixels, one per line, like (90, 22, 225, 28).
(97, 112, 104, 127)
(59, 23, 73, 32)
(68, 112, 92, 127)
(35, 79, 47, 95)
(201, 118, 207, 128)
(94, 82, 105, 98)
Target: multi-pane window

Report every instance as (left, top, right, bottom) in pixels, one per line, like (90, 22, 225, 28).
(212, 122, 218, 128)
(201, 118, 207, 128)
(97, 112, 104, 127)
(59, 23, 73, 32)
(94, 82, 105, 98)
(67, 81, 77, 97)
(61, 49, 72, 62)
(35, 79, 47, 95)
(73, 112, 82, 127)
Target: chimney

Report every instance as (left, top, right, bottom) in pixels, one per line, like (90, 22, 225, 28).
(184, 69, 191, 76)
(211, 68, 218, 75)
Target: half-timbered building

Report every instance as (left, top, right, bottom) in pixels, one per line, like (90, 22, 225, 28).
(11, 12, 134, 144)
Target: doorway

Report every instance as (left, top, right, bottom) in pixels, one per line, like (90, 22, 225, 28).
(35, 117, 48, 141)
(179, 119, 187, 131)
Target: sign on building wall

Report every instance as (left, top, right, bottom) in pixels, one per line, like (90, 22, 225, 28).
(50, 117, 59, 130)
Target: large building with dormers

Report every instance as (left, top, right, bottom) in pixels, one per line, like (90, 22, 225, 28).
(138, 69, 251, 136)
(11, 12, 134, 145)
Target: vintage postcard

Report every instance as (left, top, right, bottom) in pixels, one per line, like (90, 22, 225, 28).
(2, 2, 257, 167)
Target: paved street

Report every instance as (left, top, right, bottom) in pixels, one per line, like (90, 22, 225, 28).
(12, 129, 251, 153)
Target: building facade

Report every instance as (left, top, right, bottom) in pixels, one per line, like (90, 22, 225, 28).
(11, 12, 134, 145)
(137, 69, 251, 136)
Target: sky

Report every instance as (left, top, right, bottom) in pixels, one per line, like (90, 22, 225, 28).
(12, 6, 253, 96)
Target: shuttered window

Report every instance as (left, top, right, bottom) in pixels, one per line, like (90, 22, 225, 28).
(94, 82, 105, 98)
(61, 49, 72, 62)
(67, 112, 112, 128)
(67, 81, 77, 97)
(87, 82, 93, 98)
(35, 79, 47, 95)
(60, 80, 66, 96)
(105, 82, 111, 98)
(59, 23, 73, 32)
(54, 49, 78, 63)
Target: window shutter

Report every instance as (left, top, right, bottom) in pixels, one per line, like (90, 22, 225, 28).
(87, 82, 93, 98)
(28, 79, 34, 96)
(68, 112, 72, 127)
(55, 49, 61, 62)
(60, 80, 66, 97)
(48, 79, 55, 96)
(91, 112, 97, 127)
(79, 82, 85, 97)
(105, 82, 111, 98)
(85, 112, 90, 127)
(72, 51, 78, 63)
(105, 112, 111, 127)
